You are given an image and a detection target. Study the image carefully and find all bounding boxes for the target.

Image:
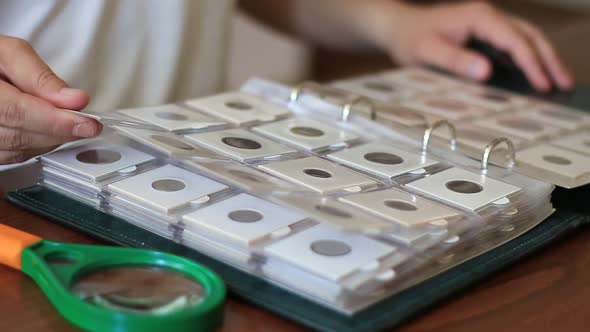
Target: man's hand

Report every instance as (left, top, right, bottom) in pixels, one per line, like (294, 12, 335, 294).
(367, 1, 573, 91)
(241, 0, 573, 92)
(0, 36, 101, 165)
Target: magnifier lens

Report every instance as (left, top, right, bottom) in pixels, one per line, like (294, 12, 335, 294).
(71, 266, 206, 314)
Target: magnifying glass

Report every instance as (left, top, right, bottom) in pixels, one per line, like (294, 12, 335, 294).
(0, 224, 225, 332)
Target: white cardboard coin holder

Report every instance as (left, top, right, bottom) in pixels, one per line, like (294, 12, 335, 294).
(338, 188, 465, 246)
(180, 194, 312, 267)
(253, 118, 361, 152)
(107, 164, 229, 215)
(185, 128, 298, 163)
(473, 113, 563, 141)
(39, 140, 157, 185)
(182, 193, 308, 246)
(117, 103, 226, 133)
(401, 95, 490, 121)
(379, 67, 463, 92)
(550, 131, 590, 156)
(113, 126, 225, 160)
(372, 104, 434, 128)
(263, 223, 406, 294)
(405, 167, 522, 212)
(184, 159, 306, 194)
(330, 76, 417, 102)
(258, 156, 378, 195)
(515, 144, 590, 188)
(273, 196, 395, 233)
(327, 143, 438, 180)
(445, 85, 530, 112)
(523, 102, 590, 130)
(185, 91, 289, 125)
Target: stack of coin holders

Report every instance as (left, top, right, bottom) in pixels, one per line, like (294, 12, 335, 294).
(38, 77, 554, 314)
(330, 67, 590, 188)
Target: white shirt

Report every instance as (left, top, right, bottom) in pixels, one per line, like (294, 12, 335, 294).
(0, 0, 235, 111)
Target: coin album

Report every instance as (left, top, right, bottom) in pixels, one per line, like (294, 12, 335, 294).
(37, 67, 590, 315)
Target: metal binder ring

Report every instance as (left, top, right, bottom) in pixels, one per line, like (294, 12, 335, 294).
(341, 96, 375, 122)
(421, 120, 457, 154)
(481, 137, 516, 173)
(289, 81, 322, 103)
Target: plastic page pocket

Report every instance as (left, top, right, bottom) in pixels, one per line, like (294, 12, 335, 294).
(525, 102, 590, 130)
(185, 160, 305, 193)
(327, 143, 437, 179)
(380, 67, 463, 92)
(259, 157, 377, 194)
(331, 77, 416, 102)
(516, 144, 590, 188)
(107, 164, 229, 214)
(401, 95, 489, 121)
(473, 114, 562, 141)
(406, 167, 521, 211)
(264, 224, 403, 286)
(39, 141, 156, 182)
(446, 85, 530, 112)
(185, 129, 297, 163)
(433, 123, 525, 153)
(114, 126, 223, 159)
(185, 91, 288, 125)
(550, 132, 590, 156)
(117, 104, 226, 133)
(182, 193, 307, 247)
(253, 118, 360, 152)
(339, 188, 461, 228)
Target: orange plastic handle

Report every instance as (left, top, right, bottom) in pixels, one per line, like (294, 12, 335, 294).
(0, 224, 42, 270)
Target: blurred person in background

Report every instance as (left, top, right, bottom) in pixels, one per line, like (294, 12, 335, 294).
(0, 0, 572, 165)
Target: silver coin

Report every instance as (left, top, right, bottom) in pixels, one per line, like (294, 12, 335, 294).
(76, 149, 122, 164)
(221, 137, 262, 150)
(310, 240, 351, 256)
(228, 209, 264, 223)
(497, 118, 544, 132)
(290, 126, 324, 137)
(303, 168, 332, 178)
(542, 155, 571, 165)
(479, 92, 509, 103)
(384, 199, 418, 211)
(151, 179, 186, 192)
(155, 111, 189, 121)
(445, 180, 483, 194)
(224, 100, 253, 111)
(363, 81, 394, 92)
(150, 135, 195, 151)
(363, 152, 404, 165)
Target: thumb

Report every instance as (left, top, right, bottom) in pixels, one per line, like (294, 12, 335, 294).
(0, 36, 89, 110)
(414, 35, 492, 81)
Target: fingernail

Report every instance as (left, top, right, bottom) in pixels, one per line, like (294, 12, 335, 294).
(466, 61, 487, 80)
(59, 87, 81, 97)
(72, 121, 97, 138)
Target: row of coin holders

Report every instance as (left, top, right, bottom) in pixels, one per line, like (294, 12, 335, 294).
(38, 83, 553, 313)
(325, 67, 590, 188)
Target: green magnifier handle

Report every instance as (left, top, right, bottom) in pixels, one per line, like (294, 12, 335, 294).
(0, 224, 225, 332)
